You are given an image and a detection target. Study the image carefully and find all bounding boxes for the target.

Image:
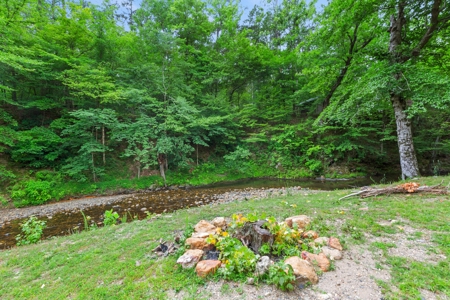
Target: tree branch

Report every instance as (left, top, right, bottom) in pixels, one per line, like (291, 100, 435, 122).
(411, 0, 442, 57)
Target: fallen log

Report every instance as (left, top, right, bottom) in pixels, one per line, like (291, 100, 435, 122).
(339, 183, 448, 200)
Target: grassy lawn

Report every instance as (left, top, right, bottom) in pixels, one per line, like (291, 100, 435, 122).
(0, 176, 449, 299)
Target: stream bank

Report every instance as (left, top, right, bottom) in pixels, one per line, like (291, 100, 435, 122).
(0, 177, 385, 248)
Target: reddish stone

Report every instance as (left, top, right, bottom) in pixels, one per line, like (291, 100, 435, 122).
(302, 230, 319, 239)
(195, 260, 221, 277)
(285, 215, 311, 229)
(285, 256, 318, 284)
(302, 251, 330, 272)
(328, 237, 343, 251)
(186, 237, 207, 250)
(194, 220, 216, 233)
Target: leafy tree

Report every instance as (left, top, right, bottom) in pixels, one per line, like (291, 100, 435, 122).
(59, 109, 118, 182)
(113, 114, 158, 178)
(11, 127, 64, 168)
(303, 0, 450, 178)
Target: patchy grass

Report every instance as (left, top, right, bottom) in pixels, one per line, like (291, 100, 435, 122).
(0, 176, 449, 299)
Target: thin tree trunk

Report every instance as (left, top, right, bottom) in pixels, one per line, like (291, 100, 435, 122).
(91, 152, 97, 182)
(323, 57, 351, 108)
(158, 153, 167, 186)
(102, 125, 105, 165)
(322, 24, 373, 109)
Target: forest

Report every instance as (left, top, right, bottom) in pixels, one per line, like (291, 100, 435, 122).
(1, 0, 450, 207)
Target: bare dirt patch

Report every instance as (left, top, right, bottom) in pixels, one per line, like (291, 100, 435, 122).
(373, 221, 448, 264)
(168, 245, 389, 300)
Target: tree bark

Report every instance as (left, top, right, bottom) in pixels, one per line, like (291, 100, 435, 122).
(391, 95, 420, 179)
(322, 24, 373, 109)
(389, 2, 420, 179)
(91, 152, 97, 182)
(158, 153, 167, 186)
(102, 125, 105, 165)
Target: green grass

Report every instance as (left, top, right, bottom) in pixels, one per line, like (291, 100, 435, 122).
(0, 176, 449, 299)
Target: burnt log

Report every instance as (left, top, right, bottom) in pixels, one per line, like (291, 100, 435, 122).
(234, 220, 274, 254)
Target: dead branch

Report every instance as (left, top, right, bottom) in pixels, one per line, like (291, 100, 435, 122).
(339, 183, 448, 200)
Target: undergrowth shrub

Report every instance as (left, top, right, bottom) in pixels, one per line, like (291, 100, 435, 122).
(16, 215, 47, 246)
(10, 170, 65, 207)
(103, 209, 119, 226)
(0, 165, 16, 185)
(11, 180, 54, 207)
(214, 236, 258, 280)
(266, 262, 296, 291)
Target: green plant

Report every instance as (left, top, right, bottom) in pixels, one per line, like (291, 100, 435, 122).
(103, 209, 119, 226)
(341, 221, 364, 240)
(266, 262, 295, 291)
(223, 146, 252, 173)
(80, 210, 97, 231)
(15, 215, 47, 246)
(144, 211, 155, 219)
(0, 165, 16, 184)
(0, 195, 8, 206)
(264, 216, 307, 256)
(259, 243, 271, 256)
(215, 236, 258, 280)
(11, 180, 52, 206)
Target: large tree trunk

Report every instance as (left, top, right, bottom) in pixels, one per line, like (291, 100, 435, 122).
(389, 2, 420, 179)
(391, 95, 420, 179)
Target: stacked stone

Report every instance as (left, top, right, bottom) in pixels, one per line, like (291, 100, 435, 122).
(177, 217, 226, 277)
(176, 215, 344, 286)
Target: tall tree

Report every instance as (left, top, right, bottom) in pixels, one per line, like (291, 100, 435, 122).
(303, 0, 450, 178)
(387, 0, 450, 178)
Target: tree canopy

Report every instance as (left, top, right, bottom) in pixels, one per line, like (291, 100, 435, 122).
(1, 0, 450, 184)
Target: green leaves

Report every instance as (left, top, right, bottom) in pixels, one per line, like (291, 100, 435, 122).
(103, 209, 120, 226)
(267, 262, 295, 291)
(15, 215, 47, 246)
(11, 127, 64, 168)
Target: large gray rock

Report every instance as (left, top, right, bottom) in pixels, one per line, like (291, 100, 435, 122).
(176, 249, 204, 268)
(212, 217, 227, 228)
(255, 256, 273, 276)
(321, 246, 343, 260)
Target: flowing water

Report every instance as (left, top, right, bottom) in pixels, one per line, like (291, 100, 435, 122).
(0, 177, 391, 249)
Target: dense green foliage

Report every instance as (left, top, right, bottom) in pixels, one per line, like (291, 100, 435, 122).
(1, 0, 450, 205)
(15, 216, 47, 246)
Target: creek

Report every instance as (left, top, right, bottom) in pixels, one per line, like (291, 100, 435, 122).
(0, 176, 390, 249)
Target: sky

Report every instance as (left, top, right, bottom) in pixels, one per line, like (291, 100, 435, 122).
(87, 0, 329, 20)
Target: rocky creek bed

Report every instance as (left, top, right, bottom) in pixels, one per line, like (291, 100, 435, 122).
(0, 186, 318, 248)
